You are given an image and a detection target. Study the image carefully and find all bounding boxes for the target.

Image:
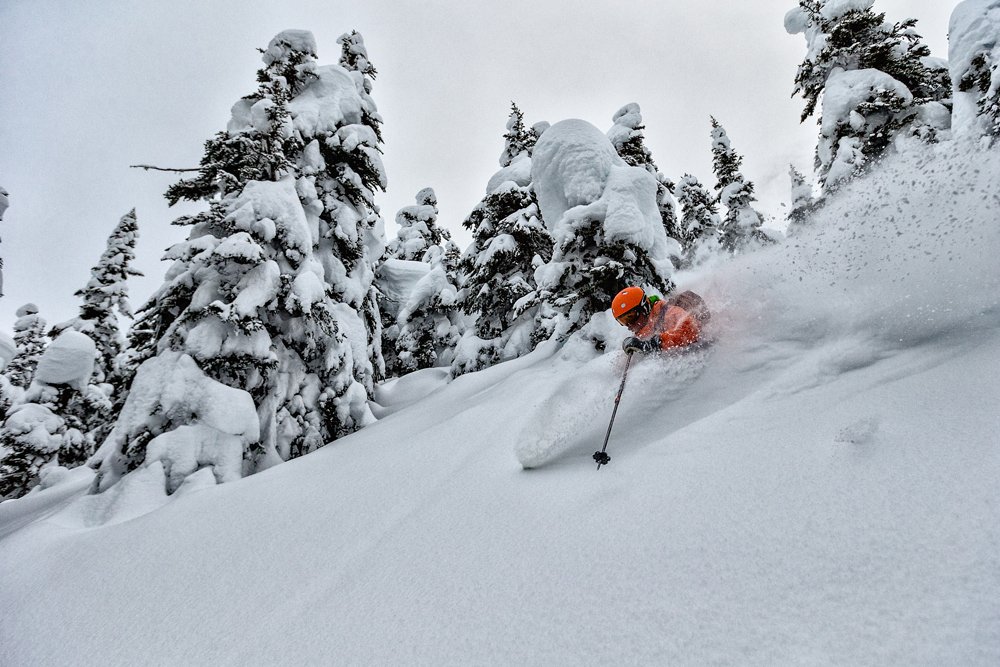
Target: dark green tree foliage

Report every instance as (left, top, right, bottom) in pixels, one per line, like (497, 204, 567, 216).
(499, 102, 534, 168)
(386, 188, 451, 262)
(537, 215, 674, 342)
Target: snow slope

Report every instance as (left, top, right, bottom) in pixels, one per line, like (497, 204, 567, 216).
(1, 139, 999, 665)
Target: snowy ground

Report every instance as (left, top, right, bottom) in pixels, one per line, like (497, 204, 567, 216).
(1, 139, 999, 665)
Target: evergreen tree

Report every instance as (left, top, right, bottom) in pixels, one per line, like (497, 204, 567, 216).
(4, 304, 47, 390)
(607, 103, 684, 248)
(500, 102, 535, 168)
(98, 30, 388, 493)
(393, 245, 462, 373)
(381, 188, 463, 377)
(951, 2, 1000, 140)
(452, 105, 554, 375)
(787, 164, 818, 229)
(673, 174, 721, 264)
(385, 188, 451, 262)
(710, 118, 771, 253)
(786, 0, 951, 188)
(0, 331, 106, 499)
(57, 209, 142, 385)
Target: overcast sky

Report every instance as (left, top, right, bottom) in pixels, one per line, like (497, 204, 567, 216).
(0, 0, 956, 332)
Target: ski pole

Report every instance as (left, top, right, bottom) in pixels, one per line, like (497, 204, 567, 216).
(594, 351, 635, 470)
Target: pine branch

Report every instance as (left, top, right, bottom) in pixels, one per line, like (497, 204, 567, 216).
(129, 164, 201, 173)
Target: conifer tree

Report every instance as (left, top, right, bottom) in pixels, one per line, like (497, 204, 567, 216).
(3, 304, 47, 390)
(500, 102, 535, 168)
(386, 188, 451, 262)
(381, 188, 463, 377)
(950, 1, 1000, 140)
(452, 105, 554, 375)
(607, 103, 684, 247)
(786, 0, 951, 188)
(710, 118, 770, 253)
(673, 174, 721, 264)
(787, 164, 818, 229)
(392, 245, 462, 373)
(98, 30, 388, 493)
(55, 209, 142, 386)
(0, 331, 106, 499)
(529, 120, 676, 342)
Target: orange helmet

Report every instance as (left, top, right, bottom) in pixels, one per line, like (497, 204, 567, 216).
(612, 286, 650, 326)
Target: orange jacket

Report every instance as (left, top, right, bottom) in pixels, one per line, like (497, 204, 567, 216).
(627, 291, 708, 351)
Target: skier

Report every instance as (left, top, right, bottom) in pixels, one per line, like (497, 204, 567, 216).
(612, 286, 710, 354)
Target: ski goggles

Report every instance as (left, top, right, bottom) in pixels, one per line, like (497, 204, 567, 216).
(615, 306, 646, 327)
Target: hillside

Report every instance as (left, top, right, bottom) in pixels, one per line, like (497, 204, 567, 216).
(1, 137, 998, 665)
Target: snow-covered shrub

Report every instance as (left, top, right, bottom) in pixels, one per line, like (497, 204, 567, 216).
(786, 164, 819, 229)
(386, 188, 453, 262)
(393, 246, 463, 373)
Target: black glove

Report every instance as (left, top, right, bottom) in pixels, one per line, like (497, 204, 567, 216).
(622, 336, 657, 354)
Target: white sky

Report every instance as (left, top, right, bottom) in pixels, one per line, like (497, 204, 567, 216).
(0, 0, 955, 332)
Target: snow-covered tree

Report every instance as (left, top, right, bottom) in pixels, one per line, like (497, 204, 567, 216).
(500, 102, 536, 168)
(4, 304, 47, 390)
(673, 174, 721, 265)
(451, 107, 554, 375)
(385, 188, 452, 262)
(949, 0, 1000, 140)
(393, 246, 462, 373)
(0, 331, 106, 499)
(53, 209, 142, 387)
(785, 0, 952, 189)
(529, 119, 676, 341)
(607, 103, 683, 249)
(787, 164, 819, 229)
(381, 188, 463, 377)
(710, 118, 770, 253)
(96, 30, 388, 495)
